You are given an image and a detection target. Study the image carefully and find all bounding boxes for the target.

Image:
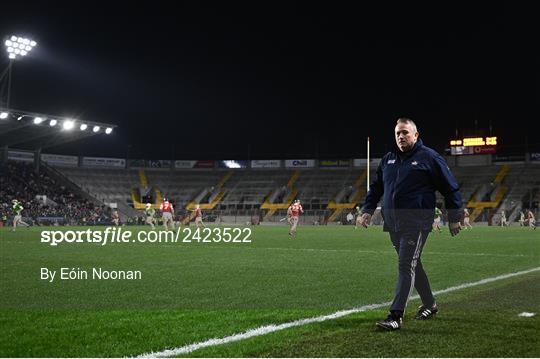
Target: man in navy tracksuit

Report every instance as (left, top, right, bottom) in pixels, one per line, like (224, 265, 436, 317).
(359, 118, 463, 330)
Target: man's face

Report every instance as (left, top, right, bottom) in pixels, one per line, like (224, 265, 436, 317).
(395, 122, 419, 152)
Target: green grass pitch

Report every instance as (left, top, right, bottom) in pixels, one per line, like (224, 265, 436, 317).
(0, 225, 538, 357)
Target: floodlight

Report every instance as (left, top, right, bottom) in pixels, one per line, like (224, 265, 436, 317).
(105, 127, 113, 134)
(17, 115, 23, 121)
(93, 126, 100, 133)
(33, 117, 43, 124)
(63, 120, 75, 130)
(49, 119, 57, 126)
(5, 35, 37, 60)
(0, 112, 8, 119)
(80, 124, 88, 131)
(223, 160, 241, 168)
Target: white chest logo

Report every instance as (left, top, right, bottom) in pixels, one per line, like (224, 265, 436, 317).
(387, 159, 396, 164)
(412, 161, 418, 165)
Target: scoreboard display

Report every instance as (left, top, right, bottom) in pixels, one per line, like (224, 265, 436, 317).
(449, 137, 497, 155)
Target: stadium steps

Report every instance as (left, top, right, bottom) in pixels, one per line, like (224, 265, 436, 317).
(262, 171, 301, 219)
(41, 162, 117, 214)
(287, 170, 301, 188)
(217, 171, 234, 188)
(154, 188, 163, 204)
(327, 170, 367, 222)
(131, 188, 145, 209)
(182, 172, 233, 223)
(182, 190, 228, 224)
(468, 165, 510, 222)
(262, 189, 298, 218)
(138, 169, 148, 187)
(132, 169, 164, 209)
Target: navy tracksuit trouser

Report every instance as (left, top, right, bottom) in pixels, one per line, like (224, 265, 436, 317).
(389, 230, 435, 313)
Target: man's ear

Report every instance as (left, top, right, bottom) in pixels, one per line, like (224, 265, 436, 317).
(415, 131, 420, 139)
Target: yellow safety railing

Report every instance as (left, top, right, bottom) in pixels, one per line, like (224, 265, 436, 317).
(261, 171, 301, 219)
(183, 171, 233, 223)
(327, 170, 366, 221)
(467, 165, 510, 222)
(138, 169, 148, 187)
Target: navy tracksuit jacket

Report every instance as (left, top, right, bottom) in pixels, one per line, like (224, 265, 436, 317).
(363, 139, 463, 231)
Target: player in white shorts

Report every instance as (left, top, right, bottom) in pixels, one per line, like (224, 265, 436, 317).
(160, 198, 175, 230)
(462, 208, 473, 229)
(190, 204, 205, 228)
(145, 203, 156, 229)
(287, 199, 304, 237)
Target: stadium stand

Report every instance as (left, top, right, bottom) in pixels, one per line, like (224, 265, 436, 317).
(2, 154, 539, 227)
(0, 161, 112, 225)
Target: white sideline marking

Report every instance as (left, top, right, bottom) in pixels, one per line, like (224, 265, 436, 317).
(136, 267, 540, 358)
(518, 312, 536, 317)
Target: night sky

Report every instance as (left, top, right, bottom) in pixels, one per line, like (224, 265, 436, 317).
(0, 3, 537, 160)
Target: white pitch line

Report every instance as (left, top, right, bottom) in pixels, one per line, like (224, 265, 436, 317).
(136, 266, 540, 358)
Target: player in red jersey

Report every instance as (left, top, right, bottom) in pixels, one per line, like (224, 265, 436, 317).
(160, 198, 175, 230)
(287, 199, 304, 237)
(190, 204, 205, 228)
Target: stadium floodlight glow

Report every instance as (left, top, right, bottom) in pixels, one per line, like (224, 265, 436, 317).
(49, 119, 57, 127)
(93, 125, 100, 133)
(62, 119, 75, 130)
(80, 123, 88, 131)
(5, 35, 37, 60)
(33, 117, 43, 124)
(223, 160, 241, 168)
(0, 112, 8, 119)
(105, 127, 113, 134)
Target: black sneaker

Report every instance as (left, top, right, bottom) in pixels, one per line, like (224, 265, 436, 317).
(414, 304, 438, 320)
(376, 315, 402, 331)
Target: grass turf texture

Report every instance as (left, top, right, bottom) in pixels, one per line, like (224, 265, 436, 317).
(0, 225, 538, 357)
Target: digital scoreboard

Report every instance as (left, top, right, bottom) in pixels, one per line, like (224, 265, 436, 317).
(449, 136, 497, 155)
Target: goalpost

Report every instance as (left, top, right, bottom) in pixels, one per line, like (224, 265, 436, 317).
(367, 136, 370, 193)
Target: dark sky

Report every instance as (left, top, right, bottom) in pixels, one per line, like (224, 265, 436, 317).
(0, 3, 538, 159)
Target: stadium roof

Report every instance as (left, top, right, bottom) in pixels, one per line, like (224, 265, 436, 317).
(0, 107, 117, 151)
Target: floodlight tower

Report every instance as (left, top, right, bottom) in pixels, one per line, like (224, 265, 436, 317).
(1, 35, 37, 108)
